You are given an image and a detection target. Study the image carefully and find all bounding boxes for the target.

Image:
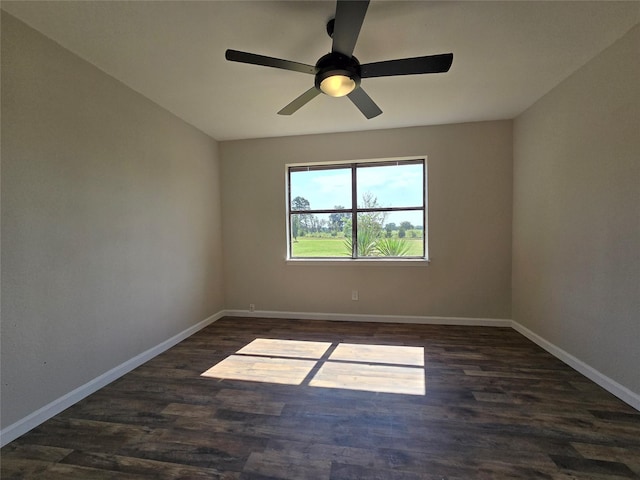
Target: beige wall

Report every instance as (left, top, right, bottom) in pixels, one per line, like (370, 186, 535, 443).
(513, 25, 640, 394)
(1, 13, 224, 428)
(5, 1, 635, 437)
(220, 121, 513, 319)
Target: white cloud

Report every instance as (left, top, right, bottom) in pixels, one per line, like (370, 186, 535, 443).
(311, 173, 351, 193)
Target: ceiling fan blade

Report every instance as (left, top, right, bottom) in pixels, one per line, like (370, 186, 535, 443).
(361, 53, 453, 78)
(225, 49, 317, 75)
(278, 87, 321, 115)
(347, 87, 382, 119)
(332, 0, 370, 57)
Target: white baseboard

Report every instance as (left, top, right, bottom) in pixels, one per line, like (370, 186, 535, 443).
(511, 321, 640, 411)
(226, 310, 638, 411)
(3, 310, 637, 447)
(223, 309, 512, 327)
(0, 311, 224, 447)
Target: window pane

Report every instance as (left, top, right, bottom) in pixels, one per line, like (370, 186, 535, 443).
(357, 163, 423, 208)
(356, 212, 386, 257)
(290, 213, 351, 258)
(290, 167, 352, 211)
(357, 211, 424, 258)
(384, 210, 425, 232)
(382, 210, 425, 257)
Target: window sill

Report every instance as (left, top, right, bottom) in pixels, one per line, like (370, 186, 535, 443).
(285, 258, 431, 267)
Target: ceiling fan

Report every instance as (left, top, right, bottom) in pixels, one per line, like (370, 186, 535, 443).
(225, 0, 453, 119)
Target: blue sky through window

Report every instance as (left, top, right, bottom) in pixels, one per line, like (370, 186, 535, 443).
(290, 163, 424, 228)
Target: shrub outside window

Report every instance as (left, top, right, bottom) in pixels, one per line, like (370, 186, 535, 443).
(287, 159, 426, 259)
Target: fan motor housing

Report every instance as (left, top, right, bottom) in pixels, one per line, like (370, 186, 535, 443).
(314, 52, 362, 92)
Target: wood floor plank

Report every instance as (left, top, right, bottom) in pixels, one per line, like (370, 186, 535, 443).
(243, 450, 331, 480)
(2, 317, 639, 479)
(0, 458, 54, 479)
(58, 450, 238, 479)
(571, 443, 640, 476)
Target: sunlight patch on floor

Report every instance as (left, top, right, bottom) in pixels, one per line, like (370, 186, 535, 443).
(310, 362, 426, 395)
(237, 338, 332, 359)
(201, 338, 426, 395)
(329, 343, 424, 366)
(201, 354, 316, 385)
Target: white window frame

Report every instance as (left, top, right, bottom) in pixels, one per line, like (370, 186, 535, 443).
(286, 156, 429, 263)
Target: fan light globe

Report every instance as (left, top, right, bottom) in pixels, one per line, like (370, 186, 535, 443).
(320, 75, 356, 97)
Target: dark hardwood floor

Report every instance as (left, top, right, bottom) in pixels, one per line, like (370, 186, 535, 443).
(2, 317, 639, 479)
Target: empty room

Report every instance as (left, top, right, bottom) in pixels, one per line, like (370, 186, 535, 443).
(1, 1, 639, 479)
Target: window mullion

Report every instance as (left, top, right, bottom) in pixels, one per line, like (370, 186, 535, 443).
(351, 164, 357, 259)
(287, 168, 293, 259)
(357, 206, 423, 213)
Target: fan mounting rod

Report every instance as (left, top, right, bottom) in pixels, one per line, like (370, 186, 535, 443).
(326, 18, 336, 38)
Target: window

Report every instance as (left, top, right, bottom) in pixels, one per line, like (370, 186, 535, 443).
(287, 158, 426, 259)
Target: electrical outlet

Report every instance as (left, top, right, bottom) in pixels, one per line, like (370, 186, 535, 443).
(352, 290, 358, 301)
(249, 304, 255, 312)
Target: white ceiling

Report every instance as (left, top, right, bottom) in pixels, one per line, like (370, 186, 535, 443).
(3, 1, 639, 141)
